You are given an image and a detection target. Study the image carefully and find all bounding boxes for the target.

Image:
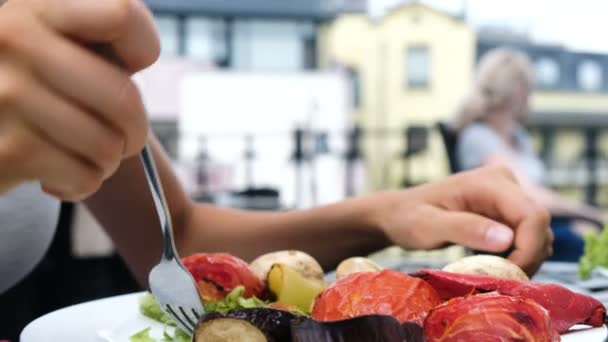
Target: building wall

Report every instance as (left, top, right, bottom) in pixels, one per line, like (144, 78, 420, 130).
(319, 4, 475, 189)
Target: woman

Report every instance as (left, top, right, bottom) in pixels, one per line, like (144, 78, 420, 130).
(454, 47, 604, 261)
(0, 0, 552, 299)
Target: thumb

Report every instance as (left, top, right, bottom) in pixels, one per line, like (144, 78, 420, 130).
(435, 210, 514, 252)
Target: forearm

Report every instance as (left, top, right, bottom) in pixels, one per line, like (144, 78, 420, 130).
(85, 138, 192, 286)
(484, 155, 604, 223)
(86, 137, 388, 286)
(530, 185, 604, 223)
(178, 198, 390, 270)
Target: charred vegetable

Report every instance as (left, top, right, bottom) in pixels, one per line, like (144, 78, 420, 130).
(442, 255, 529, 281)
(336, 257, 382, 279)
(182, 253, 264, 301)
(424, 293, 559, 342)
(250, 250, 325, 284)
(268, 264, 326, 313)
(292, 315, 424, 342)
(414, 269, 607, 333)
(193, 308, 302, 342)
(312, 270, 441, 325)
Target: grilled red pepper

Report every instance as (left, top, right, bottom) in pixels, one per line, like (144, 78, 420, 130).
(424, 293, 560, 342)
(413, 269, 606, 333)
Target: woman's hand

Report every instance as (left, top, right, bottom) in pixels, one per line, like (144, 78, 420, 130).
(368, 166, 553, 275)
(0, 0, 159, 200)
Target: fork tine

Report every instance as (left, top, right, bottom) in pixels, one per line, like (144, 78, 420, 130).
(166, 304, 194, 334)
(179, 306, 199, 329)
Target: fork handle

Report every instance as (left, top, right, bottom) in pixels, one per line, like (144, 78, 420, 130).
(92, 44, 180, 261)
(140, 144, 179, 260)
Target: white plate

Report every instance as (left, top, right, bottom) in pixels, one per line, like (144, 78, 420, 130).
(21, 292, 608, 341)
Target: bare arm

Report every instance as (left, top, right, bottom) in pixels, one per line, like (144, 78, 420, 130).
(85, 138, 389, 286)
(484, 154, 604, 223)
(87, 138, 552, 285)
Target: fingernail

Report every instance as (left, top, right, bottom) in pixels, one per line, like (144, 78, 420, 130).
(486, 225, 513, 246)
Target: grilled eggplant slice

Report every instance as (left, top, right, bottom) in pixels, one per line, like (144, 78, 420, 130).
(193, 308, 302, 342)
(291, 315, 425, 342)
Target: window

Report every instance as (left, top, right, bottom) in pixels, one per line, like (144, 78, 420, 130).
(347, 67, 361, 108)
(406, 46, 430, 88)
(185, 18, 228, 66)
(232, 20, 305, 71)
(535, 57, 560, 88)
(577, 59, 603, 91)
(154, 15, 179, 57)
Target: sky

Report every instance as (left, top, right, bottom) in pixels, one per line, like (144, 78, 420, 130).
(371, 0, 608, 53)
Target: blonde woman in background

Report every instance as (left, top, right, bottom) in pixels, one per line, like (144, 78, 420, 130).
(454, 47, 605, 261)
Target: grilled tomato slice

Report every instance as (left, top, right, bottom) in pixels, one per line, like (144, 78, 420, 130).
(311, 269, 441, 324)
(182, 253, 264, 301)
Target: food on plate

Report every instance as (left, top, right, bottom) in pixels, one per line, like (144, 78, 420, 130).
(413, 269, 607, 333)
(138, 292, 177, 326)
(335, 257, 383, 279)
(133, 251, 607, 341)
(424, 293, 560, 342)
(202, 285, 267, 314)
(193, 308, 302, 342)
(182, 253, 264, 301)
(579, 227, 608, 279)
(250, 250, 325, 284)
(312, 270, 441, 325)
(291, 315, 424, 342)
(268, 263, 326, 313)
(442, 254, 529, 281)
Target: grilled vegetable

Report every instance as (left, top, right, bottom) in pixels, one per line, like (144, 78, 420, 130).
(424, 293, 560, 342)
(312, 270, 441, 325)
(250, 250, 325, 284)
(268, 264, 326, 313)
(442, 255, 529, 281)
(413, 269, 607, 333)
(292, 315, 424, 342)
(336, 257, 382, 279)
(182, 253, 264, 301)
(193, 308, 301, 342)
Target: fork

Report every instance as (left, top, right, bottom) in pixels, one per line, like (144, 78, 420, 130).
(92, 44, 204, 335)
(140, 144, 205, 335)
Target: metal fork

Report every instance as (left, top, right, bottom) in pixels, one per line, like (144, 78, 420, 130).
(140, 145, 205, 335)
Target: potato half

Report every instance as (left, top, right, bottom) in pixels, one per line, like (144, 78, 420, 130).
(442, 255, 529, 281)
(336, 257, 382, 279)
(250, 250, 324, 283)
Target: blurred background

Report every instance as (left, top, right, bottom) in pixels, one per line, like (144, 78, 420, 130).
(138, 0, 608, 209)
(6, 0, 608, 339)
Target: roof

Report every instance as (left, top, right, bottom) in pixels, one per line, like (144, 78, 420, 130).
(383, 1, 465, 23)
(144, 0, 367, 20)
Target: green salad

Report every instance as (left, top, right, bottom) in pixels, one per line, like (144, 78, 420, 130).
(579, 227, 608, 279)
(130, 286, 267, 341)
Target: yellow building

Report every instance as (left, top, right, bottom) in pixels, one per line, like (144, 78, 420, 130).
(320, 3, 608, 206)
(319, 3, 476, 189)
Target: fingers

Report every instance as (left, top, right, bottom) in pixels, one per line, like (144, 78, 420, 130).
(429, 208, 514, 252)
(31, 0, 160, 72)
(4, 64, 125, 178)
(455, 166, 553, 275)
(508, 219, 553, 276)
(0, 20, 149, 157)
(0, 119, 104, 200)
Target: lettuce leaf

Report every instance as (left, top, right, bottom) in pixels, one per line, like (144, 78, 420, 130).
(203, 286, 267, 313)
(135, 287, 268, 341)
(130, 327, 156, 342)
(139, 292, 176, 326)
(579, 227, 608, 279)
